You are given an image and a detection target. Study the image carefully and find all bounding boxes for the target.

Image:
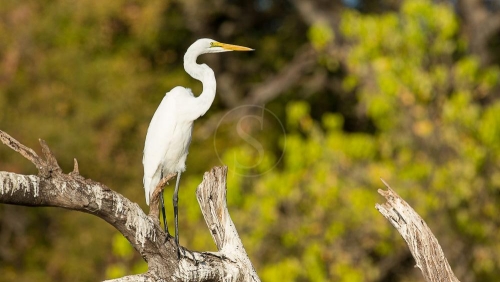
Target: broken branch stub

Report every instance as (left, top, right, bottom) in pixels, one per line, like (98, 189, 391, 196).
(376, 180, 460, 282)
(196, 166, 261, 282)
(0, 130, 45, 172)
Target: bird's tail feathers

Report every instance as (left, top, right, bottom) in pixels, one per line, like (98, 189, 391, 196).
(143, 176, 151, 205)
(143, 172, 162, 206)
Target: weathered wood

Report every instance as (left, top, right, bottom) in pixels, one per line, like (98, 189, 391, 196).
(105, 274, 154, 282)
(0, 130, 260, 282)
(0, 130, 45, 173)
(376, 180, 460, 282)
(196, 166, 261, 282)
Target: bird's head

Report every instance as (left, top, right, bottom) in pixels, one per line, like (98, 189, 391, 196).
(190, 38, 254, 55)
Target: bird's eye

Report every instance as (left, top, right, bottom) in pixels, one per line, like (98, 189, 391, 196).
(210, 42, 215, 47)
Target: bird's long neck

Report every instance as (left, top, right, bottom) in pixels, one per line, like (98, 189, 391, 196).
(184, 50, 216, 118)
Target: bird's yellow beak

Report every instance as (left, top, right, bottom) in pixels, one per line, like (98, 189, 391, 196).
(212, 42, 254, 51)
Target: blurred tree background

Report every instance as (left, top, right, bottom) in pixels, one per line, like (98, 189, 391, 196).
(1, 0, 500, 281)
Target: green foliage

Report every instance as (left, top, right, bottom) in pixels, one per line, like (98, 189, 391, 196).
(308, 22, 334, 50)
(106, 233, 147, 279)
(218, 101, 390, 281)
(112, 233, 134, 260)
(208, 0, 500, 281)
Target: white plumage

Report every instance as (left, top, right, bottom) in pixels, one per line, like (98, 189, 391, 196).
(143, 86, 195, 205)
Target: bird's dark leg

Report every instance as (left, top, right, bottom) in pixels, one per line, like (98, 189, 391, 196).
(158, 170, 168, 235)
(159, 190, 168, 234)
(173, 171, 182, 259)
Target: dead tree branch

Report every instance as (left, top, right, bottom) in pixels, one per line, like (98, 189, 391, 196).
(376, 179, 460, 282)
(0, 129, 260, 282)
(197, 166, 260, 282)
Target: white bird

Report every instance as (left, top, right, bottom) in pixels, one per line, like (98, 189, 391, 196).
(143, 38, 253, 256)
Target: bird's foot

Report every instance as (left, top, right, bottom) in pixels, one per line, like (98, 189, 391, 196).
(176, 245, 190, 260)
(181, 248, 199, 264)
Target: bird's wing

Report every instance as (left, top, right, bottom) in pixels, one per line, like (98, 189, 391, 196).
(142, 88, 181, 205)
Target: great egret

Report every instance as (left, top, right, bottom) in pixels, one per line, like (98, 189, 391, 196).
(143, 38, 253, 256)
